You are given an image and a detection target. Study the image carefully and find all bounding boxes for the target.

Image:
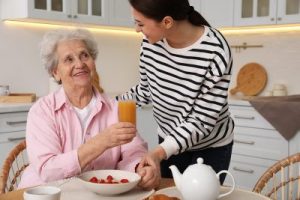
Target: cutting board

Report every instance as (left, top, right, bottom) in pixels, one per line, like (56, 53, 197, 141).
(230, 63, 267, 96)
(0, 93, 36, 103)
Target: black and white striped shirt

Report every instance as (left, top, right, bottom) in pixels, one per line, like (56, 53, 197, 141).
(124, 26, 234, 158)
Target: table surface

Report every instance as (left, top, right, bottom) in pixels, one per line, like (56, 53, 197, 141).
(0, 178, 270, 200)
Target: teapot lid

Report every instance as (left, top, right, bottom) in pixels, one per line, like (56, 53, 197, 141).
(197, 158, 204, 164)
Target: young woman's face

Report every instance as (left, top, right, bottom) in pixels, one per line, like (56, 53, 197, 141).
(52, 39, 95, 89)
(132, 8, 166, 44)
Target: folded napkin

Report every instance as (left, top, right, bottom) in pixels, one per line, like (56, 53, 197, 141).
(249, 95, 300, 140)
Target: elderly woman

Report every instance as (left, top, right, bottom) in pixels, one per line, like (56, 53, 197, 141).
(19, 28, 160, 189)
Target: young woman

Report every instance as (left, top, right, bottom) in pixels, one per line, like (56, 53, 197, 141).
(121, 0, 235, 184)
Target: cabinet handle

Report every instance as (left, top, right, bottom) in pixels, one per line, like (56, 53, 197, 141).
(6, 120, 27, 126)
(233, 115, 255, 120)
(7, 137, 26, 141)
(233, 167, 254, 174)
(234, 139, 255, 145)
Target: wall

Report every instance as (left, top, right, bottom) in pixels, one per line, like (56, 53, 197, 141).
(225, 31, 300, 96)
(0, 21, 300, 98)
(0, 21, 142, 97)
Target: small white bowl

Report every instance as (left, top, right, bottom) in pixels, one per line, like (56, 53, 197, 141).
(273, 89, 287, 96)
(23, 186, 61, 200)
(78, 169, 141, 196)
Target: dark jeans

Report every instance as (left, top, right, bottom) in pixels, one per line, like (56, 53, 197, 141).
(159, 137, 233, 185)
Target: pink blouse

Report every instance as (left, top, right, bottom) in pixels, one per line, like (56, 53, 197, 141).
(18, 88, 147, 188)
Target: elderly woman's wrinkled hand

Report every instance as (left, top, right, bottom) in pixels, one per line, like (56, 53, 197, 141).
(97, 122, 137, 149)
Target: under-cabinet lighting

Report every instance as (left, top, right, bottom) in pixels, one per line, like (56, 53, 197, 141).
(220, 24, 300, 34)
(3, 20, 140, 36)
(3, 20, 300, 35)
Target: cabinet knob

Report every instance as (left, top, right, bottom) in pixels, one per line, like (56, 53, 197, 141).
(270, 18, 275, 21)
(277, 17, 282, 21)
(8, 136, 26, 141)
(234, 139, 255, 145)
(73, 15, 78, 19)
(233, 167, 254, 174)
(6, 120, 27, 126)
(67, 14, 72, 18)
(233, 115, 255, 120)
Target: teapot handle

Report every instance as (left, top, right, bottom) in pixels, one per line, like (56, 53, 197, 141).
(217, 170, 235, 199)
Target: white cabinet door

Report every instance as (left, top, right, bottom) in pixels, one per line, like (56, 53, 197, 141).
(277, 0, 300, 24)
(189, 0, 234, 28)
(189, 0, 201, 11)
(1, 0, 109, 26)
(200, 0, 234, 28)
(289, 131, 300, 155)
(234, 0, 277, 26)
(137, 106, 158, 151)
(28, 0, 72, 22)
(109, 0, 133, 27)
(72, 0, 109, 25)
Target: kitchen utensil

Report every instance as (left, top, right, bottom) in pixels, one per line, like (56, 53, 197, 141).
(273, 89, 287, 96)
(0, 85, 9, 96)
(169, 157, 235, 200)
(230, 63, 267, 96)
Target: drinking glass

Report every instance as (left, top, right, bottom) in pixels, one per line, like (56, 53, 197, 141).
(118, 94, 136, 125)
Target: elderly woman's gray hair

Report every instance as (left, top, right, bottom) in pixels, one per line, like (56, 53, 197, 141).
(40, 28, 98, 76)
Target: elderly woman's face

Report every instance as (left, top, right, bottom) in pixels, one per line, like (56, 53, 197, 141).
(52, 39, 95, 89)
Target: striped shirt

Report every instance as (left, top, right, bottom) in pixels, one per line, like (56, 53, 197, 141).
(123, 26, 234, 158)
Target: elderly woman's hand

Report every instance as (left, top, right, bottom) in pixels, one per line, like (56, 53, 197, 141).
(98, 122, 137, 149)
(78, 122, 137, 169)
(136, 153, 161, 190)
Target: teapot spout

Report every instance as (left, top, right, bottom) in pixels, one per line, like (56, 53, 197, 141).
(169, 165, 182, 190)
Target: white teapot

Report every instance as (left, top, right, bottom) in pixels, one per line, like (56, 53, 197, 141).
(169, 158, 235, 200)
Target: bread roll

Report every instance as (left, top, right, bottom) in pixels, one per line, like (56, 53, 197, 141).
(149, 194, 180, 200)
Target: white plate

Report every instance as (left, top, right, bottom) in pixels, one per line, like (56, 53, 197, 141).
(154, 186, 183, 199)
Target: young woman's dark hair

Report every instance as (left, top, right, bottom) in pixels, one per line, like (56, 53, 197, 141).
(128, 0, 211, 27)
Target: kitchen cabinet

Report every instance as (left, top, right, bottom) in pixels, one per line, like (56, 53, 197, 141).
(234, 0, 300, 26)
(189, 0, 234, 28)
(289, 130, 300, 155)
(0, 103, 31, 167)
(224, 100, 289, 190)
(137, 105, 158, 151)
(0, 0, 133, 28)
(109, 0, 133, 28)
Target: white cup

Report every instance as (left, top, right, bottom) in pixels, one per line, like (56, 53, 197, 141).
(23, 186, 61, 200)
(0, 85, 9, 96)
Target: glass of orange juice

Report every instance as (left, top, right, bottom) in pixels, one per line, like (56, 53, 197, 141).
(118, 95, 136, 125)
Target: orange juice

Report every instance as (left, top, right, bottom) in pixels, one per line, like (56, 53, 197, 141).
(118, 100, 136, 125)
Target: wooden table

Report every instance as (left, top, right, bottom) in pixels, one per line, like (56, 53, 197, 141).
(0, 178, 175, 200)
